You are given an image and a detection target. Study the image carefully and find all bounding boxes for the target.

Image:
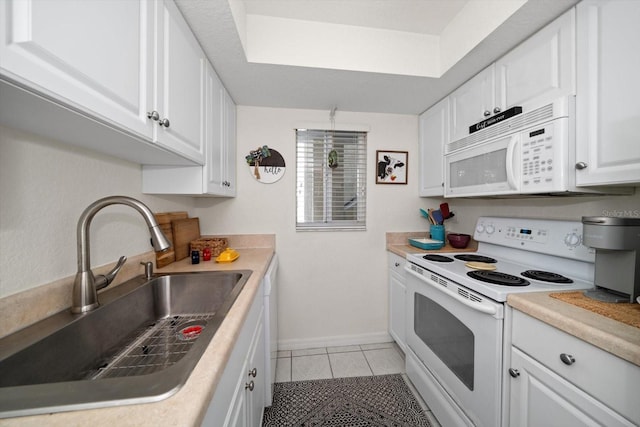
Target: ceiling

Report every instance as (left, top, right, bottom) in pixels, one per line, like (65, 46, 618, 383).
(175, 0, 578, 115)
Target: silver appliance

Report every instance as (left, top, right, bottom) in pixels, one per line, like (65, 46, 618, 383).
(405, 216, 595, 426)
(582, 217, 640, 303)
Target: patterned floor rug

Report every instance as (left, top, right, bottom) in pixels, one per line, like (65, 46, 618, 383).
(262, 374, 432, 427)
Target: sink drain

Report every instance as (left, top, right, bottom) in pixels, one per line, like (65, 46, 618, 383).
(177, 321, 206, 341)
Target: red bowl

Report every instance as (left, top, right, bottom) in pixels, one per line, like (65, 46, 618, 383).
(447, 233, 471, 249)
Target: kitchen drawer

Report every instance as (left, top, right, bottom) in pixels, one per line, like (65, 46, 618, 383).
(388, 253, 406, 277)
(512, 309, 640, 423)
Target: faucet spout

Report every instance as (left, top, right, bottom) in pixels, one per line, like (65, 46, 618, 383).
(72, 196, 171, 314)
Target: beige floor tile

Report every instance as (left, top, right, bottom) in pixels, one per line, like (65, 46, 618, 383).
(277, 350, 291, 358)
(360, 342, 395, 351)
(291, 354, 332, 381)
(327, 345, 361, 354)
(363, 347, 405, 375)
(329, 351, 373, 378)
(275, 356, 291, 382)
(292, 347, 327, 357)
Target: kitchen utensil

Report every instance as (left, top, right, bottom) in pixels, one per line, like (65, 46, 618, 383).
(440, 203, 454, 220)
(430, 224, 445, 242)
(408, 238, 445, 250)
(464, 261, 497, 271)
(420, 208, 433, 224)
(432, 209, 444, 225)
(447, 233, 471, 249)
(172, 217, 201, 261)
(427, 209, 437, 225)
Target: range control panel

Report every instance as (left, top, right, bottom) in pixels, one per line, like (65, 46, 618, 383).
(474, 216, 595, 261)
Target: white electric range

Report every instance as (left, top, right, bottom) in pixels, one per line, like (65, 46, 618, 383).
(404, 216, 596, 427)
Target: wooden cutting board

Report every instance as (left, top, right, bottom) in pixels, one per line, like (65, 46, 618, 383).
(172, 217, 201, 261)
(154, 212, 188, 267)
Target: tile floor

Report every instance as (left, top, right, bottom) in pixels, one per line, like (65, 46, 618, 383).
(275, 342, 441, 426)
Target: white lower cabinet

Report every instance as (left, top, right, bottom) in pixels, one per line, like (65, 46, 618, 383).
(202, 282, 265, 427)
(388, 253, 406, 352)
(509, 310, 640, 427)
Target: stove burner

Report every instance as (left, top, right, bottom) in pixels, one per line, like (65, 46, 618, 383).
(467, 271, 530, 286)
(422, 254, 454, 263)
(455, 254, 497, 264)
(521, 270, 573, 283)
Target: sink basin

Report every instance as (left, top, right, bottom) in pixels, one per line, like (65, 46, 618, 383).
(0, 270, 251, 418)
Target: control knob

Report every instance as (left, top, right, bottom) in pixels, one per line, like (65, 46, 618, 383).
(564, 233, 581, 247)
(486, 225, 496, 235)
(476, 224, 485, 234)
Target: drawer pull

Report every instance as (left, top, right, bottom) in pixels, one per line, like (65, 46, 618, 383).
(245, 380, 254, 391)
(560, 353, 575, 365)
(395, 262, 400, 267)
(508, 368, 520, 378)
(248, 367, 257, 377)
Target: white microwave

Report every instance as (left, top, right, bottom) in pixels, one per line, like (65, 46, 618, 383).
(443, 97, 617, 198)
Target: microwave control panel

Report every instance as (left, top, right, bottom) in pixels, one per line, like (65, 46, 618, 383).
(521, 123, 558, 190)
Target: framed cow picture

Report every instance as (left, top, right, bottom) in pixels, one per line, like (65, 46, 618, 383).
(376, 150, 408, 184)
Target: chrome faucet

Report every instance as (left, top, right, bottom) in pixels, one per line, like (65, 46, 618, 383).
(72, 196, 171, 313)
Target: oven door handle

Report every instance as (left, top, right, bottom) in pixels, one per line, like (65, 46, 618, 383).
(506, 134, 519, 191)
(406, 267, 498, 316)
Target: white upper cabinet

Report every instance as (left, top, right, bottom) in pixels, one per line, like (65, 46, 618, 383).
(575, 0, 640, 186)
(449, 66, 496, 143)
(449, 9, 575, 143)
(153, 0, 206, 164)
(142, 63, 237, 197)
(0, 0, 154, 137)
(495, 9, 575, 112)
(419, 97, 449, 196)
(0, 0, 204, 165)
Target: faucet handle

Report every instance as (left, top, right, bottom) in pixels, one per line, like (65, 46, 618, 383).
(95, 256, 127, 290)
(140, 261, 154, 280)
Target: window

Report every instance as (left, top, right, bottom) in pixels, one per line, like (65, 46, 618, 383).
(296, 129, 367, 231)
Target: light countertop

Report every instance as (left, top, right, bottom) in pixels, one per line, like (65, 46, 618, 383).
(0, 247, 275, 427)
(508, 292, 640, 367)
(386, 231, 478, 258)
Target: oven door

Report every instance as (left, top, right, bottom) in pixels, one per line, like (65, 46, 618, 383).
(445, 133, 520, 197)
(405, 264, 504, 427)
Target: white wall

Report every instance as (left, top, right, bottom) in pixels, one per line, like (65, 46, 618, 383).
(0, 125, 196, 298)
(195, 105, 640, 349)
(194, 106, 427, 348)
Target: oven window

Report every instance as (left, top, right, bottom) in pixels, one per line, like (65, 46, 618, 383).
(449, 149, 507, 189)
(414, 293, 474, 390)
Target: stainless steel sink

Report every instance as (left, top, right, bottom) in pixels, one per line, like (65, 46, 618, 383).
(0, 270, 251, 418)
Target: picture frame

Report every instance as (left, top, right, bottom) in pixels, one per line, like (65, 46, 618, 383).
(376, 150, 408, 184)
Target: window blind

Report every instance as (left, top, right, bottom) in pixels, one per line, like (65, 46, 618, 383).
(296, 129, 367, 231)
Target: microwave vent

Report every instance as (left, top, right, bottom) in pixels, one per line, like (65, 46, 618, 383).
(446, 102, 555, 154)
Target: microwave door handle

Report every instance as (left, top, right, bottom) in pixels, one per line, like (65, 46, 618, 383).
(405, 267, 498, 316)
(506, 135, 519, 190)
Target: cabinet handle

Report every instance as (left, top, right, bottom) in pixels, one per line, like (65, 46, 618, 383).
(483, 110, 491, 117)
(508, 368, 520, 378)
(248, 367, 257, 377)
(394, 262, 400, 267)
(159, 118, 170, 128)
(147, 110, 160, 121)
(245, 380, 254, 391)
(560, 353, 575, 365)
(493, 107, 501, 114)
(575, 162, 588, 170)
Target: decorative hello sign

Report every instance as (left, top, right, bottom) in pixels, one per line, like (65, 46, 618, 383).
(245, 145, 286, 184)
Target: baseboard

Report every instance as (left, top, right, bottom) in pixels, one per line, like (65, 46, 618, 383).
(278, 331, 393, 351)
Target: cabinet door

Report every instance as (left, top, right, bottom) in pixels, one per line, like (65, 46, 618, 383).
(419, 97, 448, 197)
(495, 9, 575, 111)
(155, 0, 206, 164)
(575, 0, 640, 186)
(389, 272, 406, 352)
(205, 66, 225, 194)
(509, 347, 635, 427)
(246, 320, 266, 427)
(0, 0, 154, 138)
(223, 89, 238, 196)
(449, 66, 495, 142)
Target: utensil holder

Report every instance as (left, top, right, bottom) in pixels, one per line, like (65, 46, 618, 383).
(430, 224, 445, 242)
